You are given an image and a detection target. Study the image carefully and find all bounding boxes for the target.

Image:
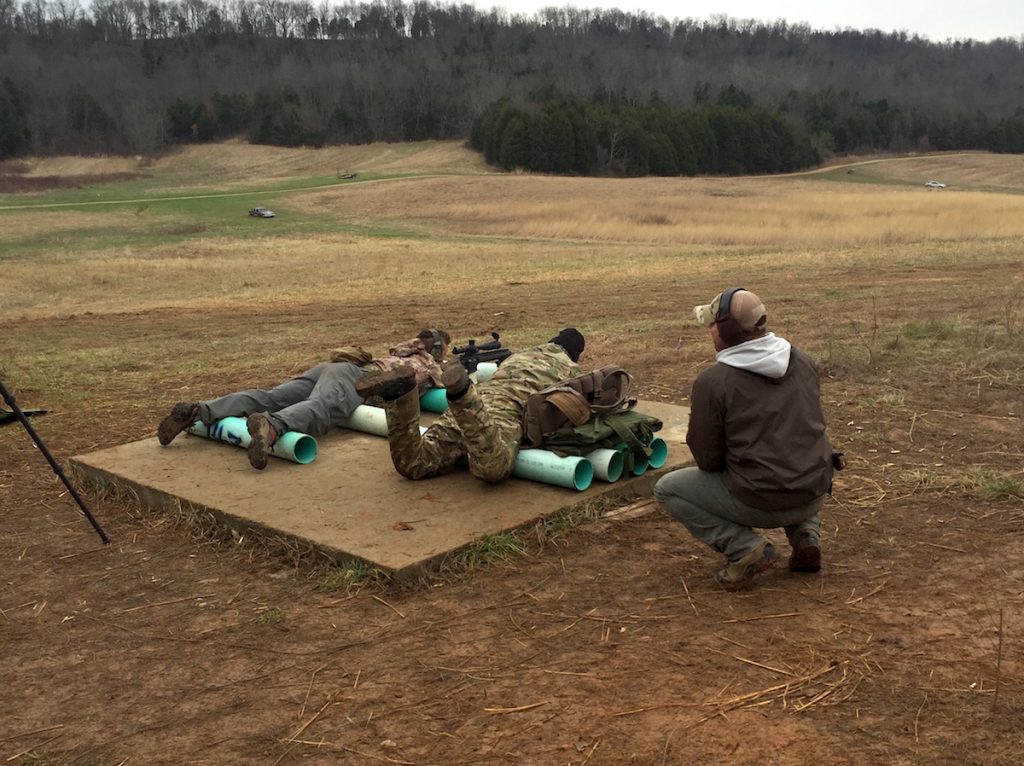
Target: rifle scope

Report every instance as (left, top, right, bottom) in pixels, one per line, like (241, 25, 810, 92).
(452, 332, 501, 355)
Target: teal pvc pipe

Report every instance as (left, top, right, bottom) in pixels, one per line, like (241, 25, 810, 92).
(586, 447, 624, 482)
(615, 442, 650, 476)
(419, 387, 449, 413)
(648, 438, 669, 469)
(513, 449, 594, 491)
(188, 417, 318, 464)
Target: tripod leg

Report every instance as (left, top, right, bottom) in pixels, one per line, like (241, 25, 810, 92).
(0, 381, 110, 544)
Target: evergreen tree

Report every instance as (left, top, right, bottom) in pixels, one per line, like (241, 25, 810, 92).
(0, 78, 30, 158)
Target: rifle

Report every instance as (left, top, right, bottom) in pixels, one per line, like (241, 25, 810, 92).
(451, 332, 512, 373)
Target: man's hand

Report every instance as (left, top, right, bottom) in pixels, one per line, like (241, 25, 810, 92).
(832, 451, 847, 471)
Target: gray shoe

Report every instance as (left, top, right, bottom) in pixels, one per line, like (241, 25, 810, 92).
(157, 402, 199, 446)
(714, 541, 778, 590)
(789, 533, 822, 573)
(245, 413, 278, 470)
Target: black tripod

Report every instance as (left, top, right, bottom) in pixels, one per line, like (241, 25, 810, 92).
(0, 380, 110, 544)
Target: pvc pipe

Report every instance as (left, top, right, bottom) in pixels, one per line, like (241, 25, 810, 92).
(337, 404, 389, 436)
(337, 405, 426, 436)
(513, 449, 593, 491)
(585, 447, 625, 482)
(648, 438, 669, 469)
(188, 417, 318, 464)
(476, 362, 498, 383)
(615, 442, 650, 476)
(419, 388, 449, 413)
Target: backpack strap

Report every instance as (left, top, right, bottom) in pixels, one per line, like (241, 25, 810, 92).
(607, 415, 652, 461)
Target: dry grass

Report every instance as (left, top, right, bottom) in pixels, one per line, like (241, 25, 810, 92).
(5, 155, 145, 177)
(0, 209, 155, 239)
(152, 138, 493, 185)
(314, 174, 1024, 247)
(4, 149, 1023, 321)
(829, 151, 1024, 192)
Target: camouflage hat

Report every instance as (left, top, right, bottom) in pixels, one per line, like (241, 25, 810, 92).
(693, 288, 767, 332)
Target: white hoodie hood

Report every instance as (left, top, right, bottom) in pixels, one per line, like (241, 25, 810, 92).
(716, 332, 792, 379)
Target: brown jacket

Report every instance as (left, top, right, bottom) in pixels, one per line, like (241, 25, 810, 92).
(686, 345, 833, 511)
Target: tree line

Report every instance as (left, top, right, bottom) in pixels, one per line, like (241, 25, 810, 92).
(470, 96, 821, 175)
(1, 0, 1024, 168)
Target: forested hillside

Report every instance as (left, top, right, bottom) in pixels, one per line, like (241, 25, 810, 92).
(2, 0, 1024, 174)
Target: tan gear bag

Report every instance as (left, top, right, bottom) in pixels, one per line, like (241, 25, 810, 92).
(329, 346, 374, 365)
(522, 365, 637, 448)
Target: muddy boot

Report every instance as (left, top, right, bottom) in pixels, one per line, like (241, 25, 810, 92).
(441, 362, 470, 401)
(245, 412, 279, 470)
(355, 365, 417, 401)
(157, 402, 200, 446)
(788, 533, 822, 573)
(713, 541, 778, 590)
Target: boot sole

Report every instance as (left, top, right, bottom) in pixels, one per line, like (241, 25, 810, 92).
(157, 404, 198, 446)
(355, 367, 417, 399)
(246, 414, 272, 470)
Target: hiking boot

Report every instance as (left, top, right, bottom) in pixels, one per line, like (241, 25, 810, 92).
(441, 362, 470, 400)
(789, 533, 822, 573)
(355, 365, 417, 401)
(246, 413, 279, 470)
(713, 541, 778, 590)
(157, 402, 199, 446)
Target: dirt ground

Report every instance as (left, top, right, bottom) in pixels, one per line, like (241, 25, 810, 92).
(2, 150, 1024, 764)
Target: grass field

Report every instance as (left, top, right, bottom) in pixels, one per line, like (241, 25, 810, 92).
(1, 143, 1023, 764)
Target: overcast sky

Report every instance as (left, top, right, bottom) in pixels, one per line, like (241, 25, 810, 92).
(484, 0, 1024, 42)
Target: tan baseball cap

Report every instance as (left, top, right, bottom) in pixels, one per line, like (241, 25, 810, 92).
(693, 288, 767, 332)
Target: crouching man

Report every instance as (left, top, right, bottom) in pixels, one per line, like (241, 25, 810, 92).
(655, 288, 837, 589)
(356, 329, 584, 483)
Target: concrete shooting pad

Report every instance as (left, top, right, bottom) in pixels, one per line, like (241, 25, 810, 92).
(71, 401, 691, 578)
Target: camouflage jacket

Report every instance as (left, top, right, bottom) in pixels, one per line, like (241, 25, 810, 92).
(476, 343, 582, 430)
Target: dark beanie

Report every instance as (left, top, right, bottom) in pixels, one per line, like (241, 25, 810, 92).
(549, 327, 585, 362)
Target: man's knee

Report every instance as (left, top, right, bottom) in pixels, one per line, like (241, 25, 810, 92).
(654, 467, 696, 502)
(469, 460, 514, 484)
(389, 447, 434, 480)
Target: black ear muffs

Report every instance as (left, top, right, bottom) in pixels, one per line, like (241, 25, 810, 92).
(715, 287, 745, 322)
(714, 287, 747, 346)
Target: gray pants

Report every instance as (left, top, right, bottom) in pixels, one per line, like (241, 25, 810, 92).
(200, 363, 367, 437)
(654, 467, 824, 561)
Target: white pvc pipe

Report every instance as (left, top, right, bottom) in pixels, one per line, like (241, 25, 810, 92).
(337, 404, 389, 436)
(476, 362, 499, 382)
(585, 447, 625, 482)
(337, 404, 426, 436)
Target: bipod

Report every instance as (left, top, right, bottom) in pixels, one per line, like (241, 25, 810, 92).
(0, 379, 110, 544)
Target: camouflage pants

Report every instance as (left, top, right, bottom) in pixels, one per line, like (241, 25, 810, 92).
(201, 362, 367, 437)
(383, 383, 521, 483)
